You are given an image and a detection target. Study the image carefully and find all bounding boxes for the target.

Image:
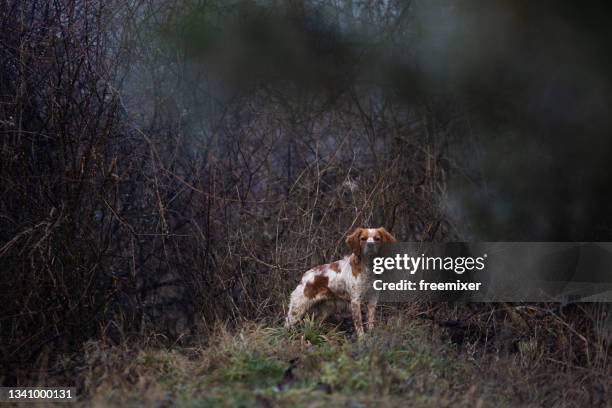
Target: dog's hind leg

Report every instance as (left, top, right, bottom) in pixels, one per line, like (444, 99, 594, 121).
(285, 285, 316, 329)
(314, 300, 338, 325)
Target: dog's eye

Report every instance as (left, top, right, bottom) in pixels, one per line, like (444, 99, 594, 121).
(374, 237, 381, 241)
(360, 237, 367, 241)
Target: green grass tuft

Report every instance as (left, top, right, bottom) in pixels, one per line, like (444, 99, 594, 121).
(218, 352, 287, 388)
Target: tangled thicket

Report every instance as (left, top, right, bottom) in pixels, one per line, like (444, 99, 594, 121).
(0, 0, 609, 396)
(0, 0, 457, 382)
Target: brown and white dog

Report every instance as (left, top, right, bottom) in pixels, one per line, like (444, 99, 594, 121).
(285, 227, 397, 336)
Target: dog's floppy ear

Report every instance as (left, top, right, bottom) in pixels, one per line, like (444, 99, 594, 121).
(346, 228, 363, 257)
(378, 227, 397, 243)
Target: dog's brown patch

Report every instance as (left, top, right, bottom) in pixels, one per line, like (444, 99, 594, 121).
(350, 255, 362, 277)
(345, 228, 363, 258)
(330, 261, 340, 273)
(377, 227, 397, 243)
(304, 275, 331, 299)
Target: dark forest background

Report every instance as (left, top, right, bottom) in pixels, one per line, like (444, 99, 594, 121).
(1, 0, 610, 398)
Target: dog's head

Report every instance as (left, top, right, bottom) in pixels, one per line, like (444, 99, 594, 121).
(346, 227, 397, 258)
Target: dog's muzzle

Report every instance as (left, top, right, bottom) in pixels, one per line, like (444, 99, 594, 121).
(363, 242, 380, 255)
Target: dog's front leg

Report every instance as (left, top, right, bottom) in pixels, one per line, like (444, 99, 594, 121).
(350, 300, 364, 336)
(366, 299, 377, 332)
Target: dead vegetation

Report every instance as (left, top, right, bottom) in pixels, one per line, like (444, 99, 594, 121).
(46, 317, 504, 407)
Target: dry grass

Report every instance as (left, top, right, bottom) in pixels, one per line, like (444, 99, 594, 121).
(63, 317, 500, 407)
(21, 308, 606, 407)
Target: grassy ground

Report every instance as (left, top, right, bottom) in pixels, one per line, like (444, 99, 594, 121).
(73, 316, 511, 408)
